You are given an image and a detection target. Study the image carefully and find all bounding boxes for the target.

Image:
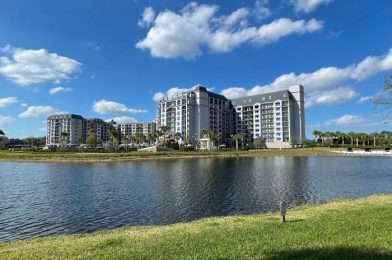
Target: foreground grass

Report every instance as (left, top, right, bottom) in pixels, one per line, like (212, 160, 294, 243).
(0, 147, 340, 161)
(1, 195, 392, 259)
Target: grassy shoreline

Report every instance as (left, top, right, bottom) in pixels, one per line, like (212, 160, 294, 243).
(1, 194, 391, 259)
(0, 148, 358, 162)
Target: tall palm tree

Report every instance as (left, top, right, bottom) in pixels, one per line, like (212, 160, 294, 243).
(147, 133, 156, 146)
(231, 133, 244, 150)
(347, 132, 355, 146)
(109, 129, 119, 150)
(360, 133, 368, 147)
(159, 126, 170, 147)
(370, 132, 378, 147)
(0, 130, 5, 136)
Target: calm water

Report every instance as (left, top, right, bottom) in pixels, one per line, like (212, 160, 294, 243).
(1, 156, 391, 242)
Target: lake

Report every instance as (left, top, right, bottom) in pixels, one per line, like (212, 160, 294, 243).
(1, 156, 391, 242)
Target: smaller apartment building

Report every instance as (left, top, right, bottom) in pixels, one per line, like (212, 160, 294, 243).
(117, 122, 156, 138)
(47, 114, 156, 146)
(231, 85, 305, 147)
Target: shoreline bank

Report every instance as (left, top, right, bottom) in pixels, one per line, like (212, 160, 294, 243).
(1, 148, 390, 162)
(1, 194, 391, 258)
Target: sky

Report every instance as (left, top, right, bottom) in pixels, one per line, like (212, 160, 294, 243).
(0, 0, 391, 138)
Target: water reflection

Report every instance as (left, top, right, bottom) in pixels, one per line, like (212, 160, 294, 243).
(0, 156, 391, 242)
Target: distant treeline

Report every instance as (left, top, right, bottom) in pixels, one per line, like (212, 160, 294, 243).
(311, 130, 391, 147)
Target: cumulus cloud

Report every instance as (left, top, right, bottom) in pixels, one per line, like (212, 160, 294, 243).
(0, 97, 18, 107)
(324, 115, 365, 126)
(220, 87, 248, 99)
(153, 92, 166, 102)
(93, 100, 148, 115)
(19, 106, 57, 118)
(136, 2, 323, 59)
(0, 115, 13, 126)
(138, 7, 156, 27)
(106, 116, 139, 124)
(220, 48, 392, 107)
(49, 86, 73, 95)
(290, 0, 333, 13)
(305, 87, 357, 108)
(0, 45, 82, 86)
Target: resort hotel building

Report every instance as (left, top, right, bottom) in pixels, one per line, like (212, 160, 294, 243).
(156, 85, 305, 148)
(46, 114, 156, 146)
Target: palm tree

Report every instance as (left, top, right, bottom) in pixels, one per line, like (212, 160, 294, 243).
(0, 130, 5, 136)
(231, 133, 244, 150)
(312, 130, 320, 145)
(347, 132, 356, 146)
(369, 132, 377, 147)
(109, 129, 119, 150)
(318, 131, 325, 146)
(360, 133, 368, 147)
(147, 133, 156, 146)
(159, 126, 170, 147)
(206, 131, 221, 150)
(121, 135, 129, 151)
(60, 132, 69, 150)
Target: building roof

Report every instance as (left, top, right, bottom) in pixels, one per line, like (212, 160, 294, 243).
(47, 114, 84, 120)
(231, 89, 291, 107)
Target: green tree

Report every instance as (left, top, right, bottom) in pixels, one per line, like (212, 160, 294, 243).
(159, 126, 171, 147)
(231, 133, 244, 150)
(60, 132, 69, 150)
(86, 129, 97, 148)
(109, 129, 119, 150)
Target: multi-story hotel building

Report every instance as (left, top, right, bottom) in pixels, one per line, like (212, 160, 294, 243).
(156, 85, 305, 148)
(47, 114, 84, 145)
(117, 122, 157, 138)
(157, 86, 234, 143)
(47, 114, 156, 146)
(231, 85, 305, 148)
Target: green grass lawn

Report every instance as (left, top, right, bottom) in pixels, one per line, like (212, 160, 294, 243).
(1, 194, 391, 259)
(0, 147, 340, 161)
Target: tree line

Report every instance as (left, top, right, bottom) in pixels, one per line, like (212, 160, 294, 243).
(312, 130, 392, 147)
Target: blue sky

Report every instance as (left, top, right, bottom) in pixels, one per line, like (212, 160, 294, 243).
(0, 0, 391, 138)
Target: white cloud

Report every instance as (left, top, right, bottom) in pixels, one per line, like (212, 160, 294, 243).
(357, 96, 374, 104)
(220, 48, 392, 107)
(21, 103, 28, 107)
(305, 87, 357, 108)
(138, 7, 156, 27)
(153, 92, 166, 102)
(106, 116, 139, 124)
(49, 86, 73, 95)
(0, 97, 18, 107)
(290, 0, 333, 13)
(19, 106, 57, 118)
(136, 2, 323, 59)
(220, 87, 248, 99)
(0, 115, 13, 126)
(324, 115, 365, 126)
(93, 100, 148, 115)
(0, 45, 82, 86)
